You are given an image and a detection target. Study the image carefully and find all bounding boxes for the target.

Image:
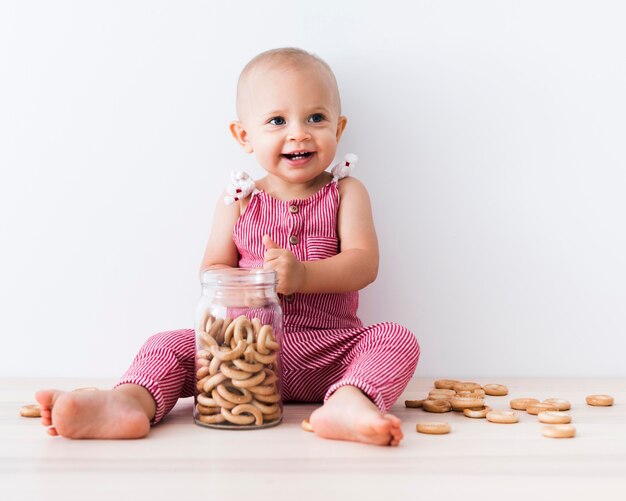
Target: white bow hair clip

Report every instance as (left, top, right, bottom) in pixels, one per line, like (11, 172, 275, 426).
(331, 153, 358, 180)
(224, 171, 256, 205)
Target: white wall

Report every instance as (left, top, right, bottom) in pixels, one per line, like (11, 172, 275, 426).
(1, 1, 625, 379)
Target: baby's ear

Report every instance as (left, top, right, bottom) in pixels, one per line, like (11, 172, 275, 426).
(336, 115, 348, 141)
(229, 121, 254, 153)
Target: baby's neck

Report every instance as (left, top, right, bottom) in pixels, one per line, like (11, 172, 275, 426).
(257, 172, 333, 201)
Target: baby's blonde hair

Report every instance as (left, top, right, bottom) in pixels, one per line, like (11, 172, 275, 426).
(236, 47, 341, 117)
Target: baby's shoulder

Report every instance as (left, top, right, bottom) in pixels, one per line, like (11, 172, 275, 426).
(337, 175, 368, 198)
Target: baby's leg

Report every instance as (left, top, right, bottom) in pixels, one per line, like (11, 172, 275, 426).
(304, 322, 420, 446)
(36, 384, 153, 439)
(36, 328, 196, 439)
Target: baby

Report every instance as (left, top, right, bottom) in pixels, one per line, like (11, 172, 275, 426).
(36, 48, 420, 446)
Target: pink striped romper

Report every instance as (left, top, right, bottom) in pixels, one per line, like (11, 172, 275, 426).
(116, 174, 420, 424)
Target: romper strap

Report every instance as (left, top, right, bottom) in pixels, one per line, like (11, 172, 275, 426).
(331, 153, 358, 182)
(224, 171, 258, 205)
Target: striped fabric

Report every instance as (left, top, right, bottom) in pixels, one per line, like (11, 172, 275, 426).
(234, 182, 363, 332)
(116, 178, 420, 424)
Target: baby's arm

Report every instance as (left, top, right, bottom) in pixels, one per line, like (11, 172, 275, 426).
(299, 177, 378, 293)
(263, 177, 378, 294)
(198, 191, 240, 275)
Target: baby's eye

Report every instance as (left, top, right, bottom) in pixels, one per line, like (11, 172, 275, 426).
(308, 113, 325, 123)
(268, 116, 286, 126)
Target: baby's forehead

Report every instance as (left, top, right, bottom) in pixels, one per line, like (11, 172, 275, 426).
(244, 54, 325, 78)
(236, 58, 341, 116)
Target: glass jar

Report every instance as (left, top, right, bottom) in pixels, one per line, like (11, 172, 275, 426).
(194, 268, 283, 429)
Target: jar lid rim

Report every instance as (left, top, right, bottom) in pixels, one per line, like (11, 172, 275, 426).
(201, 268, 276, 286)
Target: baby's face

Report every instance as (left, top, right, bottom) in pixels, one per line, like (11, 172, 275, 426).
(231, 62, 347, 186)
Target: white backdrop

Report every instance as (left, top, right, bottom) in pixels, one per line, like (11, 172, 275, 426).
(1, 1, 625, 378)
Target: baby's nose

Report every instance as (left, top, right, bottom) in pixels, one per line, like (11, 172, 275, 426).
(286, 124, 311, 142)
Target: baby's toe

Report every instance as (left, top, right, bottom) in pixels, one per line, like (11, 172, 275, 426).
(35, 389, 60, 410)
(383, 413, 402, 426)
(385, 415, 404, 446)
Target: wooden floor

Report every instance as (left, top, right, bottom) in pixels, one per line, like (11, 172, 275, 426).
(1, 377, 625, 501)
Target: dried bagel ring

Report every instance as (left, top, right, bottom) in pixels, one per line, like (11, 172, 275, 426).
(231, 404, 264, 426)
(196, 349, 211, 361)
(416, 422, 451, 435)
(542, 424, 576, 438)
(586, 394, 614, 406)
(203, 313, 214, 332)
(253, 350, 277, 364)
(217, 317, 232, 344)
(262, 368, 277, 385)
(264, 411, 281, 421)
(429, 389, 456, 397)
(248, 384, 277, 396)
(253, 392, 281, 404)
(252, 317, 262, 335)
(510, 398, 540, 411)
(209, 355, 221, 376)
(260, 326, 279, 352)
(542, 398, 571, 411)
(221, 407, 255, 426)
(198, 413, 226, 424)
(526, 403, 559, 415)
(230, 370, 266, 389)
(486, 410, 519, 424)
(428, 393, 454, 401)
(197, 393, 218, 407)
(422, 399, 452, 413)
(196, 357, 210, 368)
(453, 382, 482, 393)
(450, 397, 484, 411)
(217, 384, 253, 405)
(20, 404, 41, 418)
(301, 419, 314, 432)
(234, 316, 255, 344)
(256, 325, 274, 355)
(211, 345, 231, 357)
(196, 403, 221, 415)
(202, 372, 227, 393)
(434, 379, 459, 390)
(196, 366, 211, 379)
(232, 358, 265, 373)
(206, 317, 224, 339)
(463, 406, 492, 419)
(405, 399, 425, 409)
(251, 399, 279, 415)
(199, 310, 211, 334)
(211, 340, 246, 361)
(211, 389, 236, 410)
(200, 332, 218, 349)
(196, 375, 211, 393)
(265, 339, 279, 352)
(224, 316, 242, 345)
(244, 345, 256, 363)
(538, 411, 571, 424)
(483, 384, 508, 396)
(220, 363, 253, 381)
(456, 390, 485, 399)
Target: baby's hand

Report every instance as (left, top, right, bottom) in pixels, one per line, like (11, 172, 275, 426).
(262, 235, 306, 295)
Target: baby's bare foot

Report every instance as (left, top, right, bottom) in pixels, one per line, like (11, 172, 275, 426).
(35, 387, 151, 439)
(308, 386, 404, 446)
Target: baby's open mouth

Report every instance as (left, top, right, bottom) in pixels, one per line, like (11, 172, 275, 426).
(282, 151, 314, 161)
